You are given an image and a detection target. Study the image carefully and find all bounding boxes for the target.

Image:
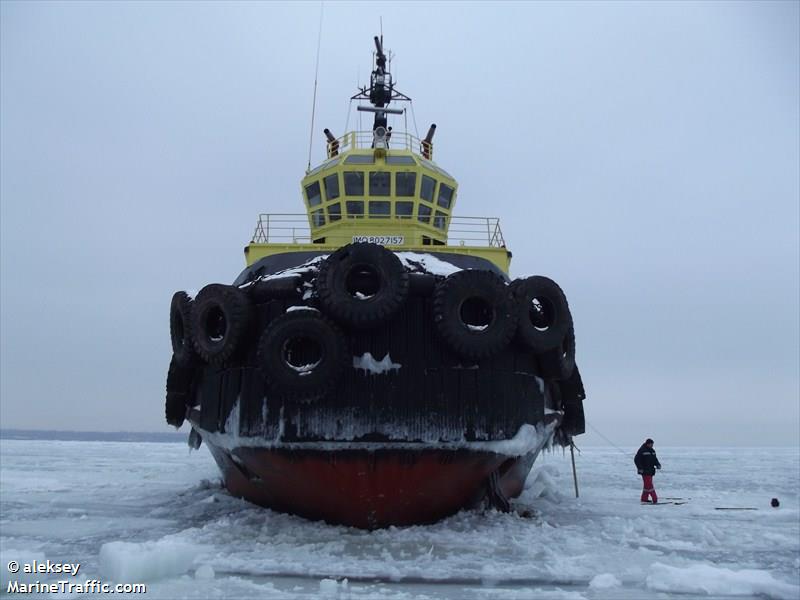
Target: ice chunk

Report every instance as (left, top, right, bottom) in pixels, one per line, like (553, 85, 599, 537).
(319, 578, 348, 596)
(525, 464, 562, 500)
(318, 578, 338, 595)
(194, 565, 215, 580)
(589, 573, 621, 589)
(99, 540, 201, 582)
(646, 562, 800, 598)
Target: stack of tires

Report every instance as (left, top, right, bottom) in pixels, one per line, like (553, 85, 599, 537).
(165, 242, 584, 435)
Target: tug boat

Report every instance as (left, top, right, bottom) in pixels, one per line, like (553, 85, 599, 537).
(165, 36, 585, 529)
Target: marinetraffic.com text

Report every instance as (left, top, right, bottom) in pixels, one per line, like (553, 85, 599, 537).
(5, 559, 146, 594)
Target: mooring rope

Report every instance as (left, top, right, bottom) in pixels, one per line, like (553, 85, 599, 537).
(586, 419, 630, 457)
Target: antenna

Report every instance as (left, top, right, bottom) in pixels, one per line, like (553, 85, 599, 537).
(306, 2, 324, 173)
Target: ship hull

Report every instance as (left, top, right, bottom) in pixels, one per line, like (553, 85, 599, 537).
(202, 432, 549, 529)
(169, 250, 585, 528)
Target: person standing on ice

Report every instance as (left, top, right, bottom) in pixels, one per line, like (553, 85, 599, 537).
(634, 438, 661, 503)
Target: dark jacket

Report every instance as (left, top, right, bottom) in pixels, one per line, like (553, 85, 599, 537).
(634, 444, 661, 476)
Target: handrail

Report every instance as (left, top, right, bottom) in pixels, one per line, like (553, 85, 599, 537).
(251, 214, 505, 248)
(325, 130, 432, 159)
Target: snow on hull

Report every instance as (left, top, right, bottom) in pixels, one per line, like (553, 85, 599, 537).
(239, 251, 464, 290)
(197, 411, 557, 456)
(352, 352, 402, 374)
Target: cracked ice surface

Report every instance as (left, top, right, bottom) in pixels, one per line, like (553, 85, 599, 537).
(1, 440, 798, 599)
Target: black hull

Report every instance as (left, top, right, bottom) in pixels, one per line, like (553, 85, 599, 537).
(171, 250, 586, 528)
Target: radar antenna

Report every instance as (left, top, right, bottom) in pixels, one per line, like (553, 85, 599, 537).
(352, 35, 412, 134)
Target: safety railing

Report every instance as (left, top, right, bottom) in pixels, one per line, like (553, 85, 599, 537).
(251, 214, 313, 244)
(327, 131, 432, 159)
(251, 214, 506, 248)
(447, 216, 506, 248)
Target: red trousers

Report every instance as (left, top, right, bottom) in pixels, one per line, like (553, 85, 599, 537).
(641, 474, 658, 503)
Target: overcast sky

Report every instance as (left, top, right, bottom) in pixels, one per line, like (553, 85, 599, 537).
(1, 1, 798, 446)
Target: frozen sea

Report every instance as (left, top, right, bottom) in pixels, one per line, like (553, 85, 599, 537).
(1, 436, 798, 599)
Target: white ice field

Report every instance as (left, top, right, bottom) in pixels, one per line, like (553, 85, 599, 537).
(1, 439, 798, 599)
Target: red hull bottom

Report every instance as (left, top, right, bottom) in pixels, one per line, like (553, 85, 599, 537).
(204, 441, 543, 529)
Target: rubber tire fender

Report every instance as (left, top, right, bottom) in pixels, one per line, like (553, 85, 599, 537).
(408, 272, 437, 297)
(191, 284, 253, 366)
(538, 324, 576, 380)
(256, 310, 349, 401)
(165, 356, 195, 427)
(248, 275, 302, 303)
(433, 269, 518, 361)
(558, 365, 585, 435)
(511, 276, 572, 353)
(170, 291, 197, 365)
(315, 243, 409, 328)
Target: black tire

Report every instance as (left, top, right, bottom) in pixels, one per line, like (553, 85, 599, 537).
(316, 243, 409, 328)
(559, 365, 585, 435)
(511, 276, 572, 353)
(165, 356, 194, 427)
(408, 272, 437, 297)
(538, 324, 576, 380)
(170, 291, 197, 365)
(191, 284, 253, 366)
(433, 270, 518, 360)
(256, 311, 348, 401)
(248, 275, 302, 303)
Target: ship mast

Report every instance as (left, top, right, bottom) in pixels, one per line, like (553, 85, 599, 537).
(351, 36, 412, 143)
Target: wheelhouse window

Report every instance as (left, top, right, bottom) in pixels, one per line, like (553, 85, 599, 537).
(369, 201, 391, 217)
(395, 201, 413, 218)
(420, 175, 436, 203)
(437, 184, 454, 209)
(312, 209, 325, 227)
(305, 181, 322, 207)
(433, 211, 447, 230)
(327, 202, 342, 222)
(395, 172, 416, 197)
(344, 172, 364, 196)
(346, 200, 364, 216)
(324, 174, 340, 200)
(369, 171, 391, 196)
(418, 203, 432, 224)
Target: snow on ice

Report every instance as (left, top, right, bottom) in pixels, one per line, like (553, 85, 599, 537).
(99, 539, 201, 582)
(1, 439, 798, 599)
(646, 562, 800, 597)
